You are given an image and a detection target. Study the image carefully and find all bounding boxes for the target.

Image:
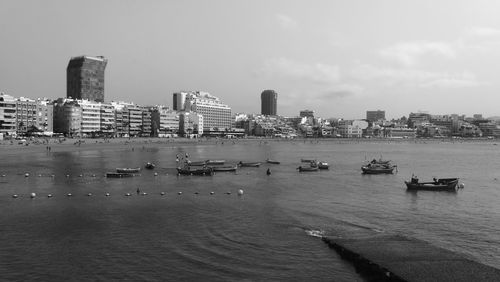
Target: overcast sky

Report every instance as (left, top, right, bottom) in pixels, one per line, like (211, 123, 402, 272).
(2, 0, 500, 119)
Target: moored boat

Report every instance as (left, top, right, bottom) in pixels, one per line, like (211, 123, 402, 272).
(106, 172, 136, 178)
(405, 176, 460, 191)
(297, 166, 319, 172)
(177, 167, 214, 176)
(266, 159, 280, 164)
(116, 167, 141, 173)
(210, 165, 238, 172)
(317, 161, 329, 169)
(361, 163, 396, 174)
(145, 162, 155, 169)
(301, 158, 316, 163)
(238, 161, 261, 167)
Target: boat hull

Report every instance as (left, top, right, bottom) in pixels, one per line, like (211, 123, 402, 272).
(405, 178, 459, 191)
(210, 166, 237, 172)
(106, 172, 135, 178)
(361, 166, 395, 174)
(238, 162, 261, 167)
(177, 167, 214, 176)
(116, 167, 141, 173)
(266, 160, 280, 164)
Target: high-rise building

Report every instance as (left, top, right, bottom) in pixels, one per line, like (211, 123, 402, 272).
(366, 110, 386, 122)
(67, 56, 108, 102)
(261, 90, 277, 116)
(173, 92, 187, 111)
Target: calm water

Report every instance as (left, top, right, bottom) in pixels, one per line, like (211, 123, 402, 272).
(0, 140, 499, 281)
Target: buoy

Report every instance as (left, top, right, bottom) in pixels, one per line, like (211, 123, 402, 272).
(25, 173, 30, 177)
(38, 174, 42, 177)
(92, 174, 96, 177)
(142, 192, 147, 196)
(47, 194, 53, 198)
(125, 193, 131, 196)
(458, 183, 465, 189)
(1, 174, 5, 177)
(79, 174, 83, 177)
(210, 191, 214, 195)
(160, 192, 165, 195)
(154, 172, 158, 176)
(66, 174, 70, 177)
(67, 193, 72, 197)
(30, 192, 36, 198)
(237, 189, 244, 196)
(51, 174, 55, 178)
(178, 192, 182, 195)
(87, 193, 92, 196)
(105, 193, 110, 196)
(12, 194, 18, 198)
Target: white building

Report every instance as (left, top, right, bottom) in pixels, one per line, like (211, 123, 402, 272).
(179, 111, 203, 137)
(0, 92, 17, 136)
(178, 91, 232, 133)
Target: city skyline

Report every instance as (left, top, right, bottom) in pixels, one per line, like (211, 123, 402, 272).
(2, 1, 500, 119)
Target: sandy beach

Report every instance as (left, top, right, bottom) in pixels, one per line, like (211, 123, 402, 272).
(0, 136, 496, 157)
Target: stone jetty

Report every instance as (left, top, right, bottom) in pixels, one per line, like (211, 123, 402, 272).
(322, 235, 500, 282)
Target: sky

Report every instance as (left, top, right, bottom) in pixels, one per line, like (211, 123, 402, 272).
(2, 0, 500, 119)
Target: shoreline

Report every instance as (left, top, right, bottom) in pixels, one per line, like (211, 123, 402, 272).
(0, 136, 497, 156)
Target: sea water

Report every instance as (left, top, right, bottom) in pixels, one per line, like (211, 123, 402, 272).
(0, 140, 498, 281)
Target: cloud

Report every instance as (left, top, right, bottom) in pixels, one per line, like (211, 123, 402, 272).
(464, 27, 500, 38)
(275, 14, 298, 30)
(351, 64, 481, 88)
(259, 57, 341, 84)
(380, 41, 456, 66)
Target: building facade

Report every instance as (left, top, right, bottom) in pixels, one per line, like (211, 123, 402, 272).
(173, 92, 187, 111)
(261, 90, 277, 116)
(0, 92, 17, 136)
(53, 98, 82, 137)
(366, 110, 386, 122)
(67, 56, 108, 102)
(183, 91, 232, 133)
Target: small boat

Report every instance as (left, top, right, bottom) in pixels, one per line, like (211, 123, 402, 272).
(116, 167, 141, 173)
(266, 159, 281, 164)
(177, 167, 214, 176)
(405, 177, 460, 191)
(106, 172, 135, 178)
(187, 160, 207, 166)
(301, 158, 316, 163)
(145, 162, 155, 169)
(317, 161, 329, 169)
(210, 165, 238, 172)
(297, 166, 319, 172)
(238, 161, 261, 167)
(206, 160, 225, 165)
(361, 163, 396, 174)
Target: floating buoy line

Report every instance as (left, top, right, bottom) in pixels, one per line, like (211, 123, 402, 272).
(10, 190, 245, 199)
(5, 172, 246, 199)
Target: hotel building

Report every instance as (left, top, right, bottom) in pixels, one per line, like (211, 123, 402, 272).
(181, 91, 232, 133)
